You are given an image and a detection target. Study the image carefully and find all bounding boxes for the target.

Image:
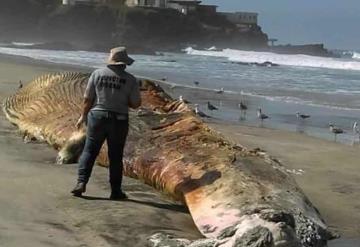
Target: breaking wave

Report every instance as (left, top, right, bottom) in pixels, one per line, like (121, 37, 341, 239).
(184, 47, 360, 71)
(11, 42, 41, 47)
(352, 52, 360, 60)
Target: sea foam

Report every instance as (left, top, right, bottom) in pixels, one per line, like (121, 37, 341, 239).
(184, 47, 360, 71)
(352, 52, 360, 60)
(11, 42, 41, 47)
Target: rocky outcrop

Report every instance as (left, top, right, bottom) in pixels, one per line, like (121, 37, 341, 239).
(0, 1, 268, 52)
(270, 44, 335, 57)
(3, 72, 336, 246)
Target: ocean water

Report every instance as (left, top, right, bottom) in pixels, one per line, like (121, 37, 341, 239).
(1, 46, 360, 144)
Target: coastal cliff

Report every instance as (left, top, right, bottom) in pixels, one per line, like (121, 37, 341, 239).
(0, 1, 336, 56)
(0, 0, 268, 53)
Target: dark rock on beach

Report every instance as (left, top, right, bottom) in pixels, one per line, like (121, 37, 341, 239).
(270, 44, 336, 57)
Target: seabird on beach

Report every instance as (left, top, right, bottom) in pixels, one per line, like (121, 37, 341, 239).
(257, 108, 269, 122)
(238, 101, 248, 120)
(207, 101, 218, 111)
(18, 80, 23, 89)
(194, 104, 210, 118)
(296, 112, 310, 120)
(179, 95, 190, 104)
(161, 77, 168, 81)
(239, 101, 248, 111)
(216, 87, 225, 94)
(193, 81, 200, 86)
(329, 123, 344, 142)
(353, 121, 360, 143)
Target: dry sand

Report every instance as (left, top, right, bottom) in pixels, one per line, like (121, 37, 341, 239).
(0, 54, 359, 246)
(0, 55, 201, 247)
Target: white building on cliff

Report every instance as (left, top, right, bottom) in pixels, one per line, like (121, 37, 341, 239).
(62, 0, 218, 15)
(126, 0, 212, 15)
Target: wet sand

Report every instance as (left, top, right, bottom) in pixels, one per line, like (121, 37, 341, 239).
(157, 81, 360, 145)
(1, 54, 359, 246)
(0, 55, 201, 247)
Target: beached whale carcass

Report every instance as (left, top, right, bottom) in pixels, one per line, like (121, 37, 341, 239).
(2, 72, 336, 247)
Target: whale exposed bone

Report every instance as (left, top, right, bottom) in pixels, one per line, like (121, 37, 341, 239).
(2, 72, 336, 247)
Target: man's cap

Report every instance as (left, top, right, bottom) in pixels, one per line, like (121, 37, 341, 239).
(108, 47, 134, 66)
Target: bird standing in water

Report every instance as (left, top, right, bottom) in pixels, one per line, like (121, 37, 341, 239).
(216, 87, 224, 94)
(238, 101, 248, 120)
(295, 112, 310, 133)
(194, 104, 210, 118)
(257, 108, 269, 122)
(329, 123, 344, 142)
(296, 112, 310, 120)
(207, 101, 218, 112)
(257, 108, 269, 128)
(353, 121, 360, 144)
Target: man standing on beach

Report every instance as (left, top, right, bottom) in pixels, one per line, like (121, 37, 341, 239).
(71, 47, 141, 200)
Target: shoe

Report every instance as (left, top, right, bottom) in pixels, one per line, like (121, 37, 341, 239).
(71, 182, 86, 197)
(110, 190, 128, 200)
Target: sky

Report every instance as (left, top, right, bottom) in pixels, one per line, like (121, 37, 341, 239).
(202, 0, 360, 50)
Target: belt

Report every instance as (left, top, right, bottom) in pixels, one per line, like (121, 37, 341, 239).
(91, 110, 128, 120)
(108, 111, 128, 120)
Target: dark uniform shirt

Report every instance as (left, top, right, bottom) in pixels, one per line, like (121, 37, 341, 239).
(84, 65, 141, 114)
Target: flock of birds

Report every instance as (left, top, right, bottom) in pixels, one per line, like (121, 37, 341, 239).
(176, 80, 360, 143)
(17, 77, 360, 143)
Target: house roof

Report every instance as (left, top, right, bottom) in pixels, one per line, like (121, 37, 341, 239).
(197, 4, 218, 8)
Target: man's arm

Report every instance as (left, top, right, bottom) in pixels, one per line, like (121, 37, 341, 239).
(76, 73, 96, 129)
(129, 78, 141, 109)
(82, 98, 94, 116)
(76, 98, 94, 129)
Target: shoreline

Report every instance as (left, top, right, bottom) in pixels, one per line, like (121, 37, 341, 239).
(0, 53, 92, 73)
(2, 41, 337, 58)
(155, 79, 360, 146)
(0, 53, 359, 246)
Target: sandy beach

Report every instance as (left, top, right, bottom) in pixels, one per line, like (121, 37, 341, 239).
(0, 54, 359, 247)
(0, 55, 201, 247)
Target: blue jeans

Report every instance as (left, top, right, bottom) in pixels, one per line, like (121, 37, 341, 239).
(77, 110, 129, 190)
